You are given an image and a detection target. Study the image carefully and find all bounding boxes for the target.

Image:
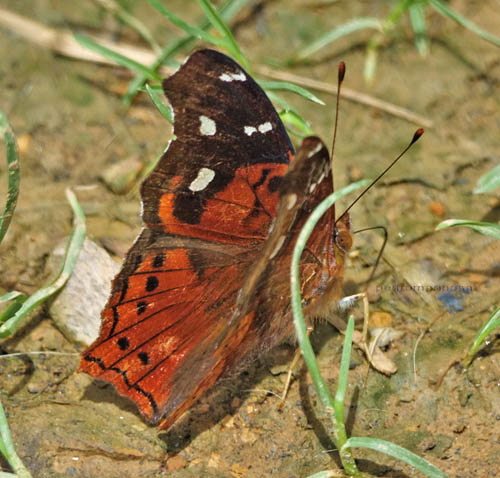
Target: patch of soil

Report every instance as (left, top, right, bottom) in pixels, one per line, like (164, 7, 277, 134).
(1, 1, 499, 477)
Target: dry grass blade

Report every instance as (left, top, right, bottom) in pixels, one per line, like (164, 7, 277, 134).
(0, 8, 431, 127)
(255, 64, 433, 128)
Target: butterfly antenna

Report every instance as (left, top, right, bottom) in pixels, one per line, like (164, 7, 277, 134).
(330, 61, 346, 188)
(353, 225, 388, 287)
(336, 128, 424, 224)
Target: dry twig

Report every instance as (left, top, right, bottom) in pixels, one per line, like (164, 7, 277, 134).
(0, 7, 432, 127)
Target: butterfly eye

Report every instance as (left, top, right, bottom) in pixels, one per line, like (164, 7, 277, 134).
(335, 230, 353, 252)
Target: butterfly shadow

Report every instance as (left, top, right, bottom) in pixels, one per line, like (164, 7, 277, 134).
(81, 379, 151, 419)
(156, 343, 300, 453)
(158, 322, 350, 453)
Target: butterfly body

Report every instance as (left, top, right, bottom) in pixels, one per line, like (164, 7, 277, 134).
(80, 49, 352, 429)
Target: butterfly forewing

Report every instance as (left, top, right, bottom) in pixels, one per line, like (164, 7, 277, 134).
(142, 49, 294, 245)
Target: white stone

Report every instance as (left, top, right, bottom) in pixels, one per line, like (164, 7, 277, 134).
(258, 121, 272, 133)
(199, 115, 216, 136)
(244, 126, 257, 136)
(48, 238, 121, 347)
(189, 167, 216, 192)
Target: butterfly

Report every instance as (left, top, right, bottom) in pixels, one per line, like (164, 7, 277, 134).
(80, 49, 356, 430)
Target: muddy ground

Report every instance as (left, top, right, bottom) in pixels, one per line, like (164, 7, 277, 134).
(0, 1, 499, 477)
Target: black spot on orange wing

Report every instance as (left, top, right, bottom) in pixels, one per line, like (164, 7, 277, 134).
(138, 352, 150, 365)
(117, 337, 129, 350)
(137, 301, 147, 315)
(153, 253, 164, 268)
(146, 276, 159, 292)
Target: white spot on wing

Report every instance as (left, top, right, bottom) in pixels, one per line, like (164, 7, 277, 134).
(258, 122, 273, 133)
(244, 126, 257, 136)
(219, 71, 247, 82)
(269, 235, 286, 260)
(287, 194, 297, 210)
(307, 142, 323, 158)
(232, 72, 246, 81)
(189, 167, 216, 192)
(309, 182, 317, 193)
(199, 115, 216, 136)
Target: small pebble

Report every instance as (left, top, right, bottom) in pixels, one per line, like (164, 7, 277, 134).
(349, 166, 363, 181)
(17, 133, 32, 154)
(429, 201, 445, 217)
(166, 455, 187, 472)
(48, 238, 121, 347)
(369, 311, 393, 327)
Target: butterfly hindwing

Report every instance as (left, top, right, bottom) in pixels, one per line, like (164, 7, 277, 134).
(81, 228, 251, 423)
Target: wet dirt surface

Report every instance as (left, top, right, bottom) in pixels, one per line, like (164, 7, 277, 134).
(0, 1, 499, 477)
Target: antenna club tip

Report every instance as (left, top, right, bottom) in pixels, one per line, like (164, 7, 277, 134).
(411, 128, 424, 144)
(338, 61, 346, 83)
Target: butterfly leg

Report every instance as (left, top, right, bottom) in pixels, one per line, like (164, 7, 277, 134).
(333, 292, 398, 375)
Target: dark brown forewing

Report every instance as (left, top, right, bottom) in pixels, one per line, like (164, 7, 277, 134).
(142, 49, 294, 245)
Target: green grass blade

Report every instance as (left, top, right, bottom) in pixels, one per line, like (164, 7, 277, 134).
(197, 0, 249, 70)
(290, 179, 370, 474)
(0, 189, 86, 338)
(0, 111, 20, 246)
(464, 307, 500, 367)
(106, 1, 161, 54)
(217, 0, 249, 20)
(473, 163, 500, 193)
(409, 2, 430, 56)
(258, 80, 325, 105)
(334, 315, 355, 426)
(0, 292, 27, 324)
(145, 84, 173, 123)
(386, 0, 413, 25)
(148, 0, 225, 48)
(74, 34, 161, 81)
(430, 0, 500, 47)
(264, 90, 298, 113)
(305, 471, 338, 478)
(0, 400, 32, 478)
(125, 0, 249, 103)
(364, 38, 380, 84)
(264, 92, 312, 137)
(0, 291, 26, 304)
(342, 437, 448, 478)
(435, 219, 500, 240)
(294, 18, 383, 62)
(124, 37, 191, 104)
(279, 110, 313, 137)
